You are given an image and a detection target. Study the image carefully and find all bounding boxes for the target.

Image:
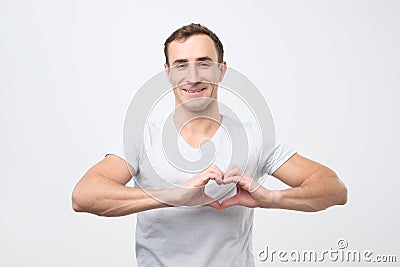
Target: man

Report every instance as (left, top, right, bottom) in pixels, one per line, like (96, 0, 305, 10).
(72, 23, 347, 266)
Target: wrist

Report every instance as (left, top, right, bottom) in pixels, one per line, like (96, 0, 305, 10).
(267, 190, 282, 209)
(147, 188, 176, 207)
(257, 188, 281, 209)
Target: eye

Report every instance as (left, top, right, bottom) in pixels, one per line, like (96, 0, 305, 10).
(198, 61, 210, 68)
(176, 63, 188, 69)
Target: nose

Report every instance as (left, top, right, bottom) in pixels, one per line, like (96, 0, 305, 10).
(186, 63, 201, 84)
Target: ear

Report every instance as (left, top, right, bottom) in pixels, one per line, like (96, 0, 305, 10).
(218, 61, 227, 82)
(164, 63, 172, 84)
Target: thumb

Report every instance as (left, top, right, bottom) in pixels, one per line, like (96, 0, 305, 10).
(204, 195, 222, 210)
(220, 195, 239, 209)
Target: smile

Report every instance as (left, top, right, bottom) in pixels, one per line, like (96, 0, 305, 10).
(182, 88, 207, 94)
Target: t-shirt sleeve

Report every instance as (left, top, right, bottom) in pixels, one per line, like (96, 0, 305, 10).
(105, 142, 138, 173)
(262, 141, 296, 175)
(106, 131, 142, 174)
(248, 123, 296, 176)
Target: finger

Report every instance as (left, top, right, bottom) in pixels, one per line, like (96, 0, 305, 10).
(221, 175, 242, 185)
(224, 173, 254, 191)
(223, 164, 241, 179)
(195, 172, 219, 186)
(206, 167, 224, 184)
(208, 172, 220, 181)
(214, 174, 226, 185)
(209, 164, 224, 177)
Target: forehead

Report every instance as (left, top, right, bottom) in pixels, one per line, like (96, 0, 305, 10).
(168, 34, 218, 63)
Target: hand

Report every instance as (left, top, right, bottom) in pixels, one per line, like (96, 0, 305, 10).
(216, 165, 273, 209)
(170, 164, 223, 210)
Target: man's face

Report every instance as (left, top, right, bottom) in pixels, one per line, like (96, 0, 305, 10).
(165, 34, 226, 112)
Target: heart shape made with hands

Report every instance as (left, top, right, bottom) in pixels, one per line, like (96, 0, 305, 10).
(205, 165, 264, 210)
(173, 164, 267, 210)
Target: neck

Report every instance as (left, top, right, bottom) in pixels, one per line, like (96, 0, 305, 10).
(173, 102, 222, 147)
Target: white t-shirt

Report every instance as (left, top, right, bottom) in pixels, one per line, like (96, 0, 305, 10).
(108, 115, 295, 267)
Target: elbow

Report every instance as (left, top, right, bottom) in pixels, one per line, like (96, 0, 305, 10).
(315, 178, 348, 212)
(72, 202, 84, 213)
(71, 184, 92, 213)
(72, 197, 84, 213)
(336, 182, 348, 206)
(326, 178, 348, 209)
(326, 172, 348, 208)
(311, 185, 347, 212)
(315, 173, 348, 211)
(71, 187, 84, 212)
(71, 183, 112, 216)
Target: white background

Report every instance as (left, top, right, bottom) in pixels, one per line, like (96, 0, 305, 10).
(1, 1, 399, 266)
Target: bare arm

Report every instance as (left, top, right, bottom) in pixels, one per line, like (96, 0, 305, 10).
(269, 153, 348, 211)
(72, 155, 223, 217)
(71, 154, 171, 217)
(219, 153, 348, 212)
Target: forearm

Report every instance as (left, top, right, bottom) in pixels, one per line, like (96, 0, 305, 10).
(265, 171, 347, 212)
(72, 174, 172, 217)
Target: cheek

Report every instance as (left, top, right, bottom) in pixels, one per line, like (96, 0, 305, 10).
(172, 87, 181, 98)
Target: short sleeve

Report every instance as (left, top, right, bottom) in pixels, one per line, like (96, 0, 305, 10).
(105, 141, 138, 173)
(106, 127, 143, 173)
(247, 123, 296, 176)
(262, 141, 296, 175)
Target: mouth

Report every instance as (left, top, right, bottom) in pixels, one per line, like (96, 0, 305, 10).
(181, 87, 208, 97)
(182, 87, 207, 93)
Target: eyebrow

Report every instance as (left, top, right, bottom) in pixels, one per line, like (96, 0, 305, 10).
(172, 56, 214, 65)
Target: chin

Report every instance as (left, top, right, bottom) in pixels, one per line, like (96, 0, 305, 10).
(180, 97, 215, 113)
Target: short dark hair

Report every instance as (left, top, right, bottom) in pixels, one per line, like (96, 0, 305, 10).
(164, 23, 224, 66)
